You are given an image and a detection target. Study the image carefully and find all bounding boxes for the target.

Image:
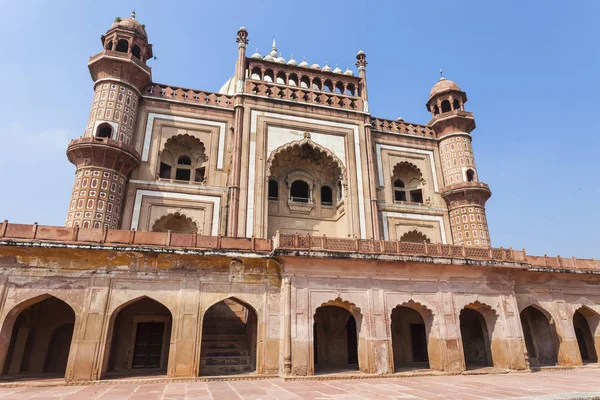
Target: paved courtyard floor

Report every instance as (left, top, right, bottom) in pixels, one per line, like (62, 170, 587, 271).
(1, 369, 600, 399)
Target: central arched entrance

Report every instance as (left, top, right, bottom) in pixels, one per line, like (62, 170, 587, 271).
(390, 306, 429, 371)
(105, 297, 172, 377)
(573, 307, 598, 363)
(199, 298, 257, 376)
(313, 306, 359, 373)
(460, 308, 492, 369)
(520, 306, 558, 367)
(1, 296, 75, 378)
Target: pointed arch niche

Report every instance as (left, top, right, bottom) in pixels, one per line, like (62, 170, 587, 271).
(312, 298, 363, 375)
(265, 136, 348, 238)
(102, 297, 173, 378)
(199, 297, 258, 376)
(390, 300, 434, 371)
(0, 295, 75, 378)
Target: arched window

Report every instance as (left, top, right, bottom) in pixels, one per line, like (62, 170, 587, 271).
(290, 180, 310, 203)
(433, 105, 439, 115)
(453, 99, 461, 111)
(408, 178, 423, 203)
(268, 179, 279, 200)
(131, 44, 141, 59)
(177, 155, 192, 165)
(441, 100, 451, 113)
(337, 181, 343, 201)
(116, 39, 128, 53)
(96, 123, 113, 139)
(159, 162, 171, 179)
(312, 78, 322, 91)
(335, 82, 344, 94)
(392, 162, 424, 204)
(321, 186, 333, 206)
(251, 67, 262, 80)
(288, 73, 298, 87)
(393, 179, 406, 202)
(300, 76, 310, 89)
(159, 135, 207, 184)
(324, 80, 333, 92)
(466, 169, 475, 182)
(346, 83, 356, 96)
(105, 40, 113, 50)
(264, 70, 274, 83)
(276, 71, 286, 85)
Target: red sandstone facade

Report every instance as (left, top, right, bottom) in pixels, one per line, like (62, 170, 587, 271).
(0, 13, 598, 383)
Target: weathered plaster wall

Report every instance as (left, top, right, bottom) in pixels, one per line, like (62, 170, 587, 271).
(1, 243, 600, 382)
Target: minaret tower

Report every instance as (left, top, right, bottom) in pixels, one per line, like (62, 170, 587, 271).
(65, 12, 153, 229)
(426, 74, 492, 247)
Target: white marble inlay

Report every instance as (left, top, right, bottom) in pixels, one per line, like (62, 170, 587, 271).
(249, 111, 366, 238)
(376, 144, 440, 192)
(130, 189, 221, 236)
(141, 113, 226, 169)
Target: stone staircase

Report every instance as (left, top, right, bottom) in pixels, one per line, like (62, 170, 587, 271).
(199, 300, 254, 375)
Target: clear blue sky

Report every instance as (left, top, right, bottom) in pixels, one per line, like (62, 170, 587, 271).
(0, 1, 598, 258)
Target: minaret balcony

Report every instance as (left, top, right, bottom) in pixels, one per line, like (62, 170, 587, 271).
(441, 182, 491, 207)
(88, 50, 152, 91)
(66, 137, 141, 175)
(89, 49, 151, 74)
(428, 110, 476, 136)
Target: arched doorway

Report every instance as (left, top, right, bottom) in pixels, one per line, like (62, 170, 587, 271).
(573, 308, 598, 363)
(313, 306, 359, 373)
(520, 306, 558, 366)
(200, 298, 257, 376)
(460, 308, 492, 369)
(390, 306, 429, 371)
(2, 296, 75, 378)
(106, 297, 172, 377)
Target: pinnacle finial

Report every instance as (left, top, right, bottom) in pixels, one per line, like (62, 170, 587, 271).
(272, 36, 277, 50)
(439, 68, 445, 81)
(131, 10, 136, 19)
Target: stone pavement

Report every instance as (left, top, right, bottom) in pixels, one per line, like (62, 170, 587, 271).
(1, 369, 600, 399)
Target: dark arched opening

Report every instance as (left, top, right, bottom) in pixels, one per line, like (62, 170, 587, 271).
(466, 169, 475, 182)
(574, 309, 598, 363)
(441, 100, 451, 113)
(321, 185, 333, 206)
(290, 180, 310, 203)
(96, 123, 113, 139)
(200, 298, 257, 375)
(453, 99, 461, 111)
(520, 306, 558, 367)
(2, 296, 75, 378)
(314, 306, 359, 373)
(460, 308, 492, 369)
(268, 179, 279, 200)
(116, 39, 129, 53)
(106, 297, 172, 377)
(131, 44, 141, 59)
(393, 179, 406, 202)
(391, 306, 429, 371)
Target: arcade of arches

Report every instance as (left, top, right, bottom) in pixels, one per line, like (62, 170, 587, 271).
(1, 251, 600, 382)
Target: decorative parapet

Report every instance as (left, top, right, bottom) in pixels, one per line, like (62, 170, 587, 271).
(0, 222, 270, 253)
(245, 80, 363, 111)
(272, 231, 600, 273)
(144, 84, 235, 109)
(0, 222, 598, 273)
(371, 117, 436, 138)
